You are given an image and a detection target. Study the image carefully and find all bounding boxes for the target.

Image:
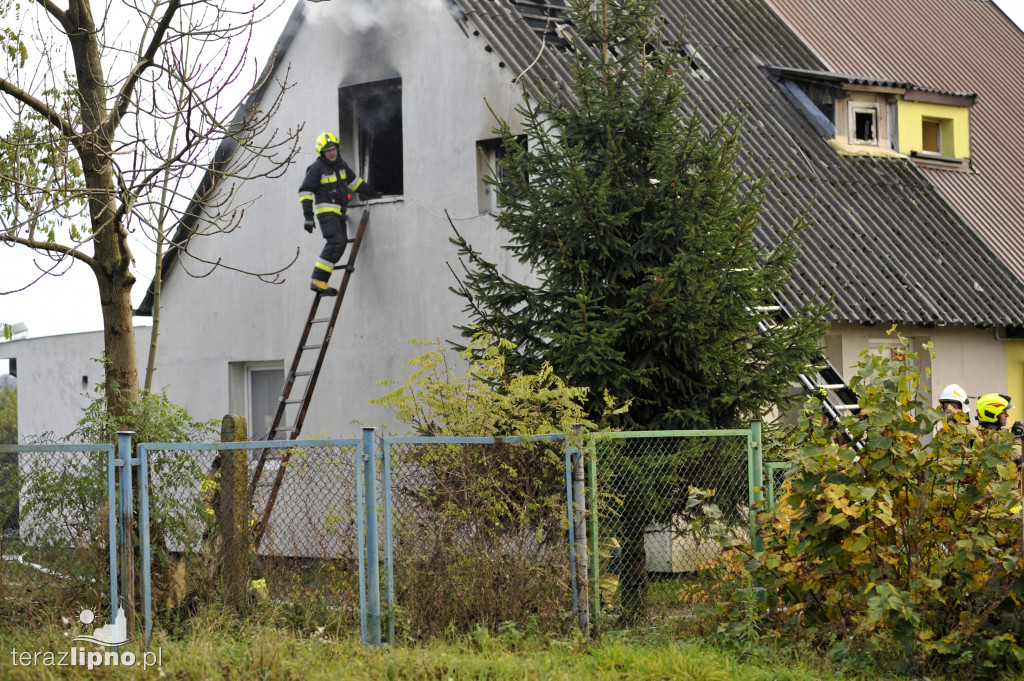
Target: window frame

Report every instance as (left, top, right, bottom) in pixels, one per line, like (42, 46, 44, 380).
(849, 103, 880, 145)
(338, 78, 404, 197)
(244, 361, 284, 441)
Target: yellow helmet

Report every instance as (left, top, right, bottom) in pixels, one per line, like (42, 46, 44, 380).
(315, 131, 340, 155)
(976, 393, 1014, 424)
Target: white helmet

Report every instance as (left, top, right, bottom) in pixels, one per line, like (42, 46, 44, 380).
(938, 384, 969, 407)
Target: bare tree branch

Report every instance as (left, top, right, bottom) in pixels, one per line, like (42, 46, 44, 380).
(104, 0, 182, 140)
(1, 234, 97, 270)
(0, 78, 76, 141)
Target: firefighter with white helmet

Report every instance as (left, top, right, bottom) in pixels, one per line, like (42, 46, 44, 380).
(938, 383, 970, 421)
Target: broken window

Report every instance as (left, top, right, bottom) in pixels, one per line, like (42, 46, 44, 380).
(851, 106, 877, 144)
(338, 78, 404, 196)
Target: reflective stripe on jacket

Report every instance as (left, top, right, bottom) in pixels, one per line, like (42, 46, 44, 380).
(298, 156, 365, 220)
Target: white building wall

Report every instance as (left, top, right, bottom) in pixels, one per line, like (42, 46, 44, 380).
(147, 0, 530, 438)
(0, 326, 151, 442)
(827, 322, 1011, 410)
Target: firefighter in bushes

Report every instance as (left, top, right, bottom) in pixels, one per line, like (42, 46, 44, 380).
(298, 132, 382, 296)
(974, 393, 1024, 464)
(200, 453, 269, 601)
(937, 383, 970, 423)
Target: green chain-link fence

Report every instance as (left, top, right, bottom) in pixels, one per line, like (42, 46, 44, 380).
(380, 435, 575, 641)
(588, 424, 762, 627)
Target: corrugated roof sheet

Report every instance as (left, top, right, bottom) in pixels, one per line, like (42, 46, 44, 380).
(450, 0, 1024, 326)
(764, 0, 1024, 287)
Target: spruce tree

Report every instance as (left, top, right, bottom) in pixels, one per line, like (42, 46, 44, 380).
(451, 0, 829, 620)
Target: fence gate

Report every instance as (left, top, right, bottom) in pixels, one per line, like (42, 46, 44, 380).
(586, 422, 763, 627)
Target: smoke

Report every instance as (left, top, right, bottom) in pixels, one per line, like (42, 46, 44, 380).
(308, 0, 461, 38)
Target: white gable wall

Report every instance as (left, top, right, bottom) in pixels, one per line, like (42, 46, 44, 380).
(149, 0, 530, 437)
(0, 327, 152, 441)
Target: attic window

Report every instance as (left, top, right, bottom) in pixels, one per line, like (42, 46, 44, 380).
(851, 104, 878, 144)
(338, 79, 404, 196)
(477, 136, 526, 214)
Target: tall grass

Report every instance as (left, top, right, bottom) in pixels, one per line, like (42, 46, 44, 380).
(0, 605, 931, 681)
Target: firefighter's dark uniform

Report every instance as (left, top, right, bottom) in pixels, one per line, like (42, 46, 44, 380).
(298, 134, 379, 294)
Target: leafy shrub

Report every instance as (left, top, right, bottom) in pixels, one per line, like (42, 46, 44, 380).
(371, 334, 599, 638)
(735, 335, 1024, 676)
(9, 377, 217, 619)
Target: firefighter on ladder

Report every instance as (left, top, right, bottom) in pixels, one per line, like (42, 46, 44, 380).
(200, 454, 269, 601)
(298, 132, 382, 296)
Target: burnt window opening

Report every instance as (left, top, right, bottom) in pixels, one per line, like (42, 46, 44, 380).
(852, 107, 877, 144)
(338, 79, 404, 196)
(477, 135, 527, 214)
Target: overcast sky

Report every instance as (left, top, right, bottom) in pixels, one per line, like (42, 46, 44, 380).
(2, 0, 1023, 373)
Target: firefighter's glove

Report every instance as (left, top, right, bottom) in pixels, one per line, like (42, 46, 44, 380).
(360, 188, 383, 200)
(1012, 421, 1024, 438)
(303, 219, 315, 234)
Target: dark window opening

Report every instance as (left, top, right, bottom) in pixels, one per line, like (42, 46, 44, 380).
(477, 135, 527, 214)
(922, 119, 941, 153)
(338, 79, 404, 196)
(854, 110, 876, 143)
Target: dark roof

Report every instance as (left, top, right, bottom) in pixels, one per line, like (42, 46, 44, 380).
(135, 1, 307, 317)
(450, 0, 1024, 326)
(764, 0, 1024, 285)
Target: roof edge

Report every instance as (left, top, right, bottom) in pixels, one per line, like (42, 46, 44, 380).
(135, 1, 307, 317)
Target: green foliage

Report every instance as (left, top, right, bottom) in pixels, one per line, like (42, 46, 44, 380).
(736, 335, 1024, 676)
(66, 371, 219, 445)
(7, 376, 218, 616)
(371, 334, 599, 636)
(372, 334, 601, 439)
(451, 0, 828, 431)
(0, 117, 88, 241)
(0, 383, 14, 444)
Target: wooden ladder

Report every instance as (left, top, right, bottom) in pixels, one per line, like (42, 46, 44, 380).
(248, 209, 370, 540)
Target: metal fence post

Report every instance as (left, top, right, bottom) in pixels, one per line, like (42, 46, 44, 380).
(106, 444, 119, 634)
(137, 444, 153, 646)
(380, 437, 396, 647)
(572, 449, 590, 635)
(587, 439, 600, 628)
(363, 427, 381, 646)
(748, 420, 764, 553)
(563, 443, 579, 618)
(116, 431, 136, 639)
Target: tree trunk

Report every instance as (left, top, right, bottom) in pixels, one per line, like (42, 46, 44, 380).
(66, 1, 140, 423)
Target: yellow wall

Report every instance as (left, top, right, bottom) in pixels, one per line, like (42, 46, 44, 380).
(897, 101, 970, 158)
(1007, 340, 1024, 418)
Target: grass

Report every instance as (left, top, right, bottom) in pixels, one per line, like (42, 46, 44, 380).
(0, 606, 924, 681)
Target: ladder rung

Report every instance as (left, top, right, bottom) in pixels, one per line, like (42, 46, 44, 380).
(284, 399, 304, 405)
(753, 305, 781, 313)
(300, 344, 322, 351)
(816, 383, 846, 390)
(292, 371, 312, 378)
(311, 318, 331, 324)
(834, 404, 860, 411)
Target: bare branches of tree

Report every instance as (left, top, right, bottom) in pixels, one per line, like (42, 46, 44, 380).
(0, 0, 302, 416)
